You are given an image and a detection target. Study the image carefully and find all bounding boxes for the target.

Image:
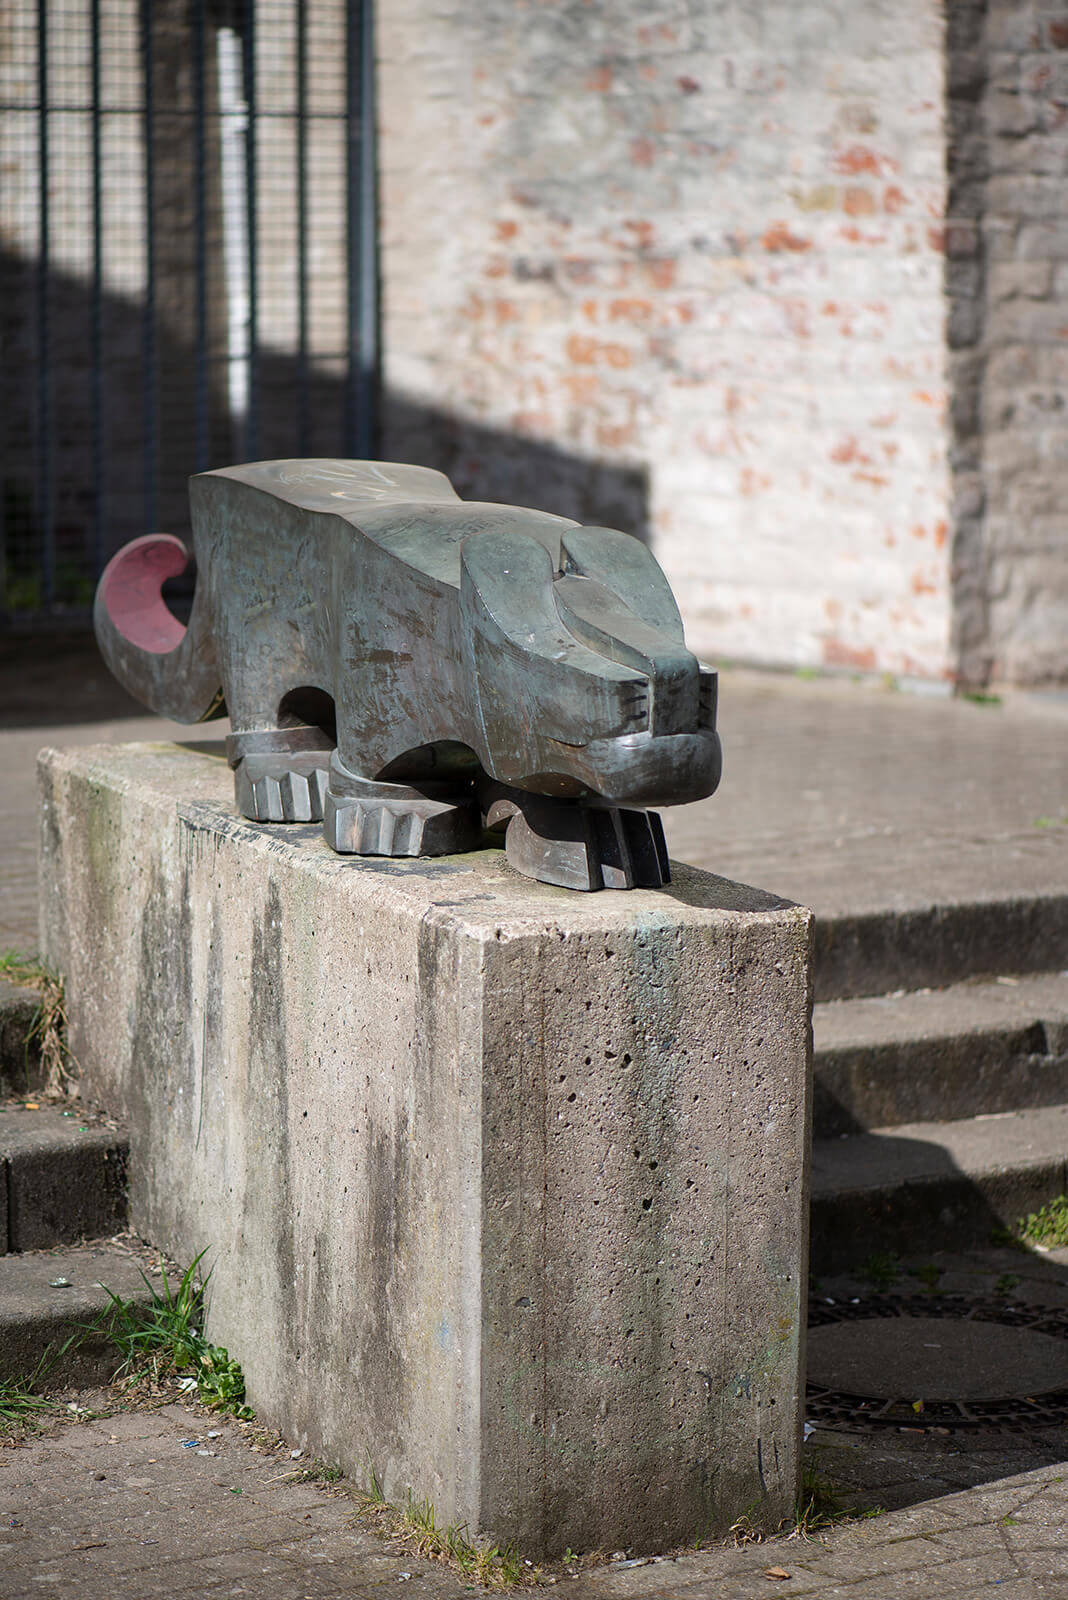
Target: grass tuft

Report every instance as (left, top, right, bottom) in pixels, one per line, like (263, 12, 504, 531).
(343, 1475, 537, 1588)
(859, 1251, 901, 1291)
(287, 1459, 346, 1485)
(0, 949, 79, 1096)
(790, 1467, 885, 1540)
(0, 1362, 62, 1438)
(395, 1489, 533, 1587)
(961, 691, 1002, 707)
(68, 1251, 254, 1418)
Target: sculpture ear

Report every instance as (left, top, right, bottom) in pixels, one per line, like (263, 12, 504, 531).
(559, 526, 685, 640)
(460, 527, 642, 687)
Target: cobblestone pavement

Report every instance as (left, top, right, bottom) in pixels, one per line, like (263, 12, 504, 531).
(3, 1397, 1068, 1599)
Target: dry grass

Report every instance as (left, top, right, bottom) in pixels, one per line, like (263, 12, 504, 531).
(0, 949, 79, 1096)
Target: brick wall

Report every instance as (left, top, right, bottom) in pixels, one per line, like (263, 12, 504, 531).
(950, 0, 1068, 687)
(377, 0, 955, 680)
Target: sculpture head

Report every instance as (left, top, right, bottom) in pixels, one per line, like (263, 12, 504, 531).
(459, 520, 721, 808)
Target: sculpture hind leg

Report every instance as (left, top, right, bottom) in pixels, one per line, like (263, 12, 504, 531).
(323, 750, 482, 857)
(227, 728, 335, 823)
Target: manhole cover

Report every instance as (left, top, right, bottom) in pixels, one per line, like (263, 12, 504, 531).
(806, 1294, 1068, 1432)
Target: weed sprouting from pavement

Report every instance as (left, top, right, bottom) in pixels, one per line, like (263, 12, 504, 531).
(397, 1489, 533, 1587)
(0, 949, 78, 1096)
(724, 1466, 884, 1548)
(859, 1251, 901, 1291)
(68, 1252, 254, 1418)
(287, 1459, 346, 1485)
(790, 1467, 885, 1540)
(342, 1475, 537, 1588)
(725, 1506, 763, 1546)
(1014, 1196, 1068, 1250)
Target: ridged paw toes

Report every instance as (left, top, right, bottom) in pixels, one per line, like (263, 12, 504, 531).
(485, 786, 669, 891)
(323, 792, 481, 857)
(234, 752, 329, 823)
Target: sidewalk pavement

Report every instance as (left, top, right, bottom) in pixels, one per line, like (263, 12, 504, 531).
(3, 1384, 1068, 1599)
(2, 633, 1068, 1594)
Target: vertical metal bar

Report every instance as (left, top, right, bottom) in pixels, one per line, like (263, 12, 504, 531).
(346, 0, 377, 458)
(37, 0, 55, 607)
(141, 0, 158, 532)
(295, 0, 309, 453)
(193, 0, 209, 471)
(242, 0, 259, 459)
(218, 26, 250, 452)
(90, 0, 105, 576)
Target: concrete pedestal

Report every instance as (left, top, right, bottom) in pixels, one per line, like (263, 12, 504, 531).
(39, 742, 812, 1556)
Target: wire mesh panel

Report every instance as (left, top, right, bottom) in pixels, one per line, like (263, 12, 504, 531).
(0, 0, 375, 625)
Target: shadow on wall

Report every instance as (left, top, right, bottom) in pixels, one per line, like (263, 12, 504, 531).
(0, 247, 651, 625)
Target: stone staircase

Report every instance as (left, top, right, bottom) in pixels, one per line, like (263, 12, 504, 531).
(0, 984, 154, 1386)
(810, 916, 1068, 1275)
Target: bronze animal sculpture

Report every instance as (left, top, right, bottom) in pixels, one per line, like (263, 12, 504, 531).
(94, 460, 722, 890)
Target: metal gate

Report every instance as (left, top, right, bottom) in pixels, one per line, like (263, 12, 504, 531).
(0, 0, 376, 624)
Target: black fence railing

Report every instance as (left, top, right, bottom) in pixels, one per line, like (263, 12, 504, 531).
(1, 0, 376, 626)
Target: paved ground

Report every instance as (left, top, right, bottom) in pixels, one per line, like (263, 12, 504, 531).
(3, 633, 1068, 1594)
(4, 1389, 1068, 1599)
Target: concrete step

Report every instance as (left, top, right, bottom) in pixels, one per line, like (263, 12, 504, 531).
(1, 1104, 129, 1252)
(813, 970, 1068, 1136)
(812, 890, 1068, 1002)
(0, 1237, 161, 1386)
(810, 1101, 1068, 1275)
(0, 978, 44, 1096)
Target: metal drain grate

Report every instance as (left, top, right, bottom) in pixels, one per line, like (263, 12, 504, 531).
(806, 1293, 1068, 1433)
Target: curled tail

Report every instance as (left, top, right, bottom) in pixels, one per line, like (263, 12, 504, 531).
(93, 534, 225, 723)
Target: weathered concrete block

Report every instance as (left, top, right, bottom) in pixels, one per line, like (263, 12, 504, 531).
(39, 741, 812, 1556)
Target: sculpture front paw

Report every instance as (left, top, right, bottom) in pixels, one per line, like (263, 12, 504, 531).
(480, 782, 670, 891)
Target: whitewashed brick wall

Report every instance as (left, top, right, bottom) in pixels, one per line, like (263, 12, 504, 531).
(377, 0, 955, 680)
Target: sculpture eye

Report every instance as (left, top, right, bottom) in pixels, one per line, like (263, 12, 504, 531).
(698, 669, 717, 729)
(625, 683, 650, 730)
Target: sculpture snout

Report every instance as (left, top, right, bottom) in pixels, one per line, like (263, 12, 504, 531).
(550, 727, 722, 808)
